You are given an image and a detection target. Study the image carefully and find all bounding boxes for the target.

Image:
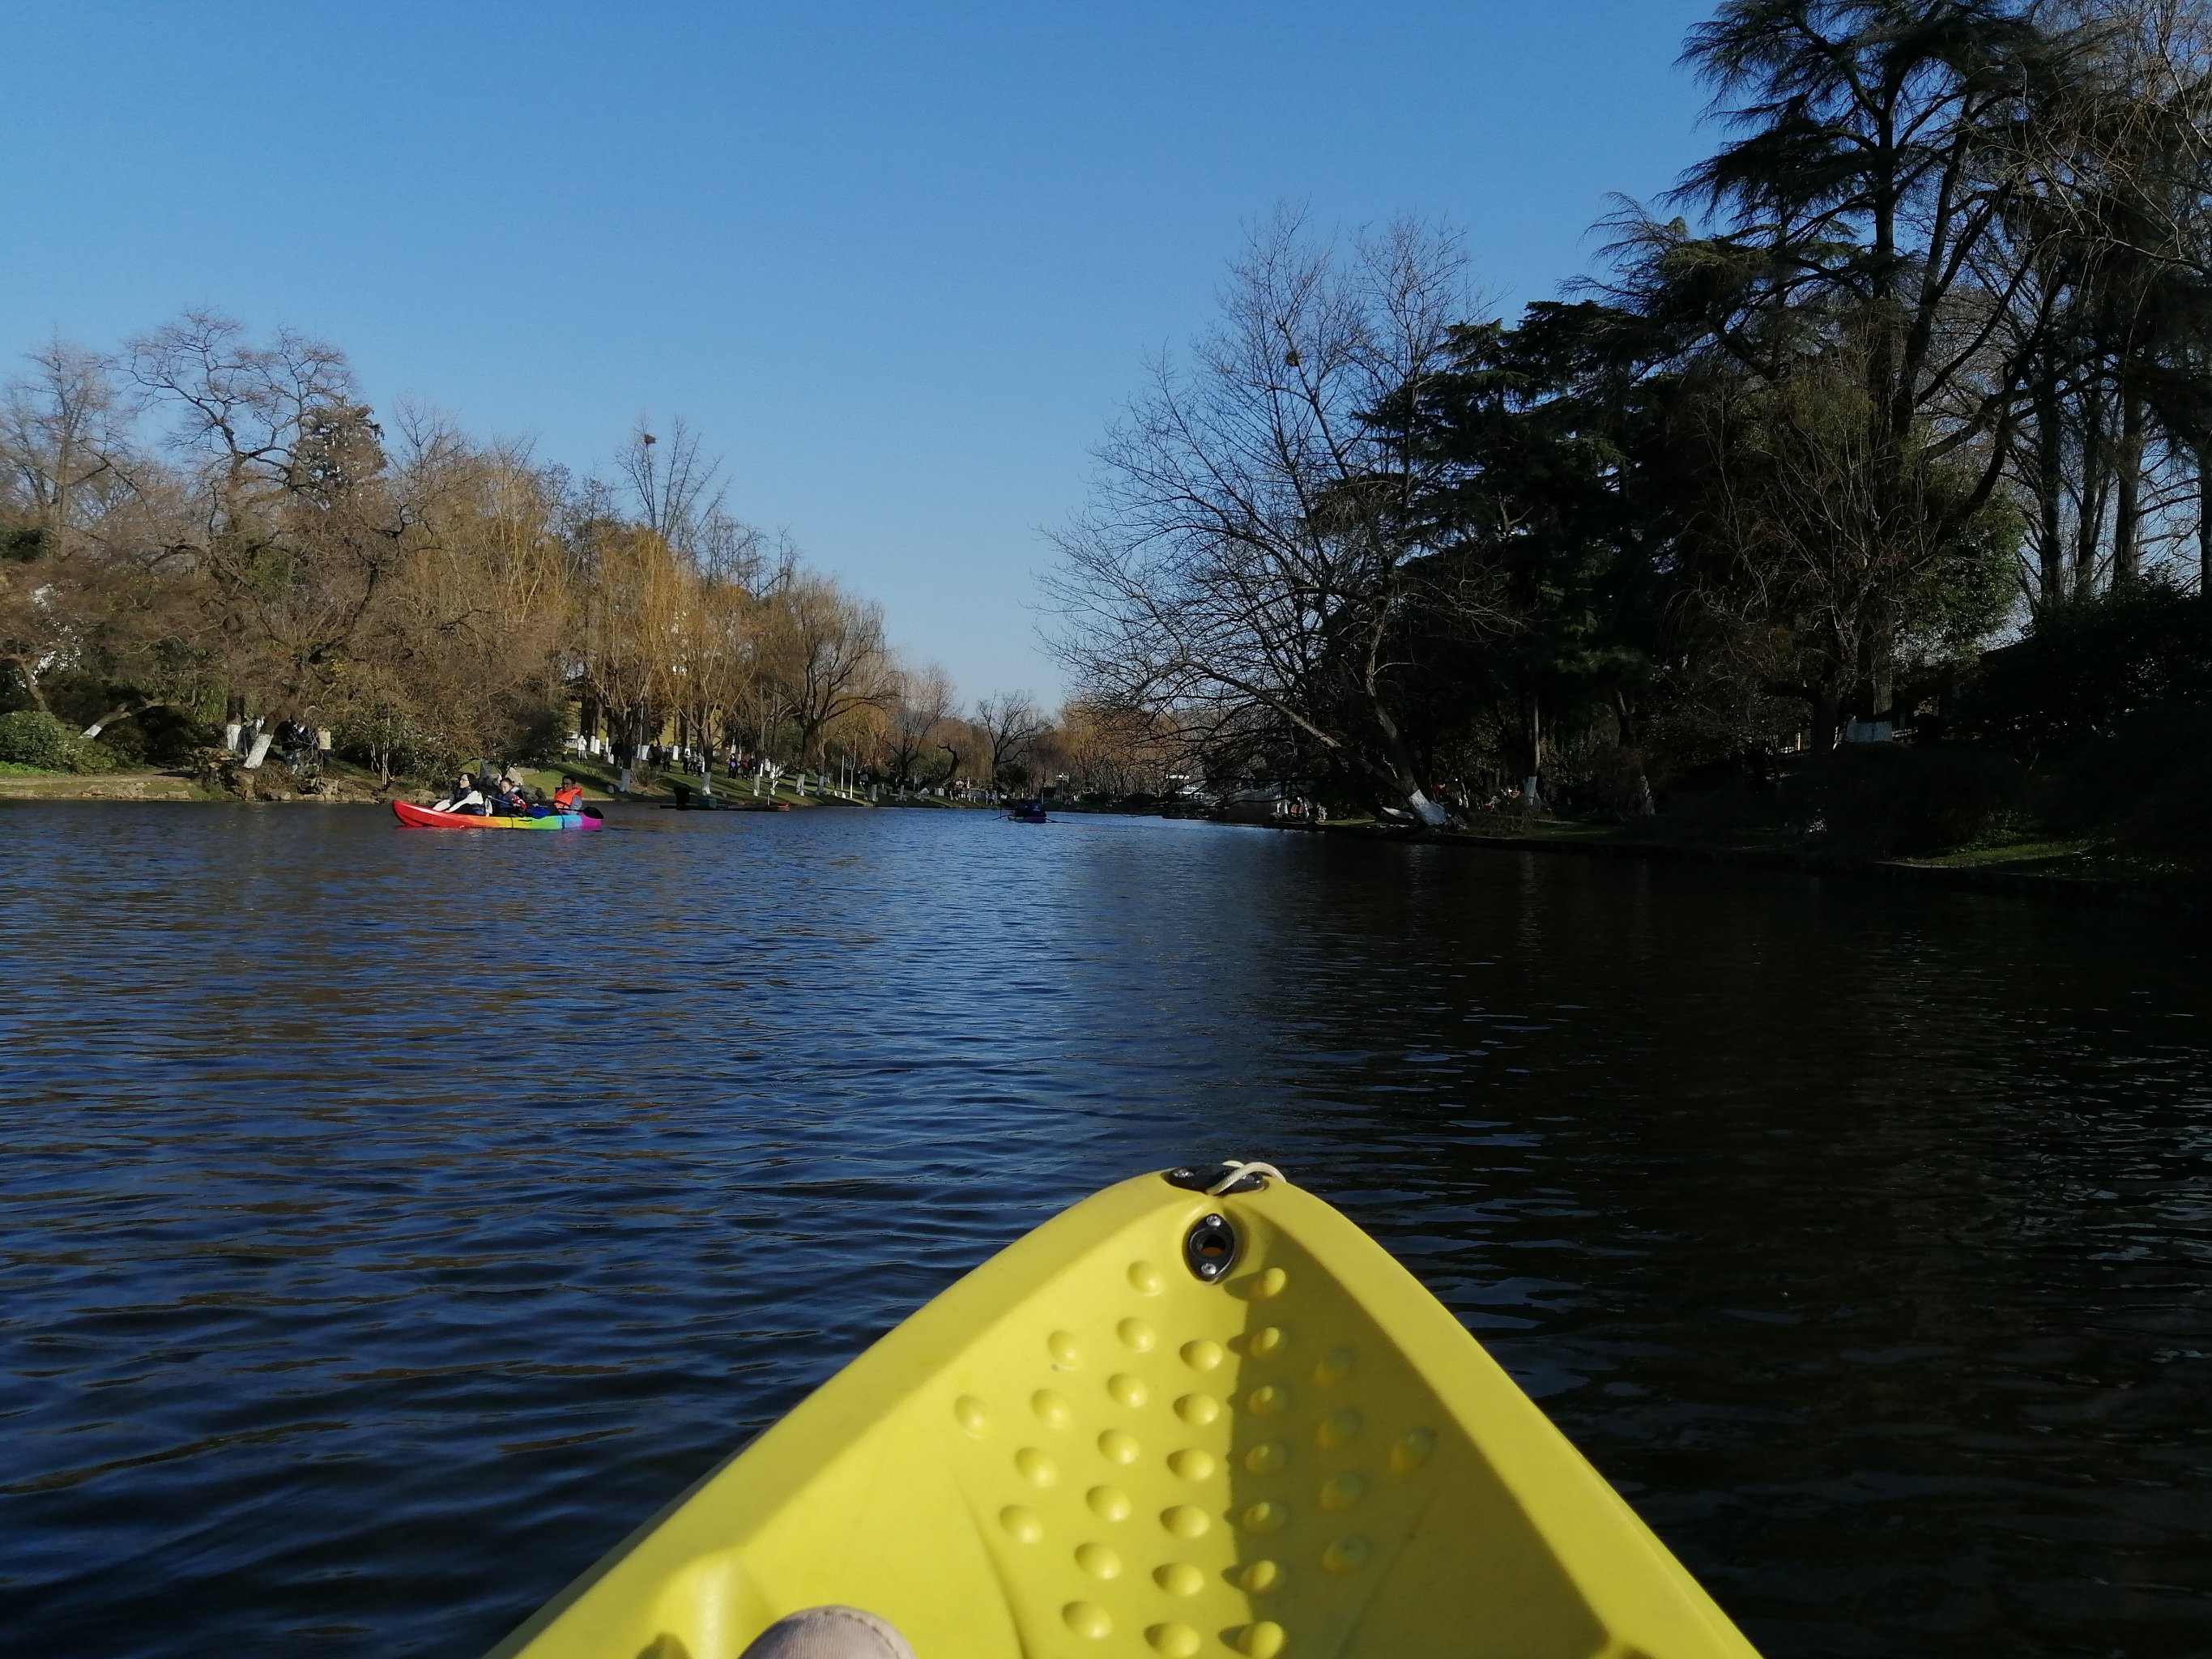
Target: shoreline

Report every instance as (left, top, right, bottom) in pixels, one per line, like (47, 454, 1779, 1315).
(1331, 819, 2211, 918)
(0, 770, 233, 803)
(0, 767, 897, 812)
(10, 773, 2202, 916)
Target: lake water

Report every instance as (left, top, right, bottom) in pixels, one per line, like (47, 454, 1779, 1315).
(1, 802, 2206, 1658)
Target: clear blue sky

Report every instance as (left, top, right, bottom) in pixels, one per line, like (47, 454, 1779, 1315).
(1, 2, 1715, 708)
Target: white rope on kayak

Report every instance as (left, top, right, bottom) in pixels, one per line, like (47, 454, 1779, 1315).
(1207, 1160, 1285, 1195)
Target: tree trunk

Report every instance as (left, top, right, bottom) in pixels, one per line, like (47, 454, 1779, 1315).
(2198, 444, 2212, 599)
(80, 698, 169, 740)
(1866, 603, 1896, 723)
(1810, 680, 1843, 757)
(2112, 394, 2145, 585)
(3, 659, 50, 713)
(2075, 393, 2109, 597)
(1366, 697, 1447, 825)
(1527, 689, 1545, 781)
(1517, 687, 1545, 810)
(2035, 379, 2065, 611)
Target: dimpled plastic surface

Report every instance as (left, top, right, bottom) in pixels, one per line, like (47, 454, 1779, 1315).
(487, 1174, 1762, 1659)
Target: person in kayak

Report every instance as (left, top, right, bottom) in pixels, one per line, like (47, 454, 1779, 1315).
(430, 773, 487, 814)
(552, 776, 584, 812)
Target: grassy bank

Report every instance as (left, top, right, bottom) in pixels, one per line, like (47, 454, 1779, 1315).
(1289, 811, 2209, 915)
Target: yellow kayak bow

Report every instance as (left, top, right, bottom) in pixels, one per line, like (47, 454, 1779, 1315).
(489, 1164, 1759, 1659)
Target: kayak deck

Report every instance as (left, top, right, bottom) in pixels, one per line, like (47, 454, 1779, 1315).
(490, 1171, 1757, 1658)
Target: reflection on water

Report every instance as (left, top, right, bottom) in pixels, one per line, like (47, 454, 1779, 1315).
(0, 802, 2206, 1657)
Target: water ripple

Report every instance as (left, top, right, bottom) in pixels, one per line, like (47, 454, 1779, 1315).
(0, 802, 2207, 1657)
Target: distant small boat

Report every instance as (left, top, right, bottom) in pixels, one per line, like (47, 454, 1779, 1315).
(1008, 800, 1048, 823)
(392, 800, 603, 831)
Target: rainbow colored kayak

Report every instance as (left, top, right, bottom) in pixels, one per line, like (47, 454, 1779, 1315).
(392, 800, 603, 830)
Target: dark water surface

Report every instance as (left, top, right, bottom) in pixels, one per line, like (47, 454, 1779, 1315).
(1, 803, 2207, 1657)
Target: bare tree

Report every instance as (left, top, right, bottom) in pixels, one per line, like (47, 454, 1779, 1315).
(882, 662, 954, 785)
(576, 518, 684, 774)
(126, 313, 423, 733)
(757, 572, 893, 761)
(358, 428, 575, 777)
(0, 305, 942, 797)
(1046, 209, 1472, 822)
(617, 416, 725, 552)
(0, 342, 146, 712)
(974, 690, 1047, 789)
(934, 716, 974, 791)
(1039, 698, 1176, 797)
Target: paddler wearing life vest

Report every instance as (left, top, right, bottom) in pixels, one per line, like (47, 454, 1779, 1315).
(488, 773, 535, 816)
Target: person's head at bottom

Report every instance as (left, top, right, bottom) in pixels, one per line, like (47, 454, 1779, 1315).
(738, 1606, 914, 1659)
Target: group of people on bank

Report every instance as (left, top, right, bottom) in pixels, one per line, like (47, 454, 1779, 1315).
(430, 770, 587, 817)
